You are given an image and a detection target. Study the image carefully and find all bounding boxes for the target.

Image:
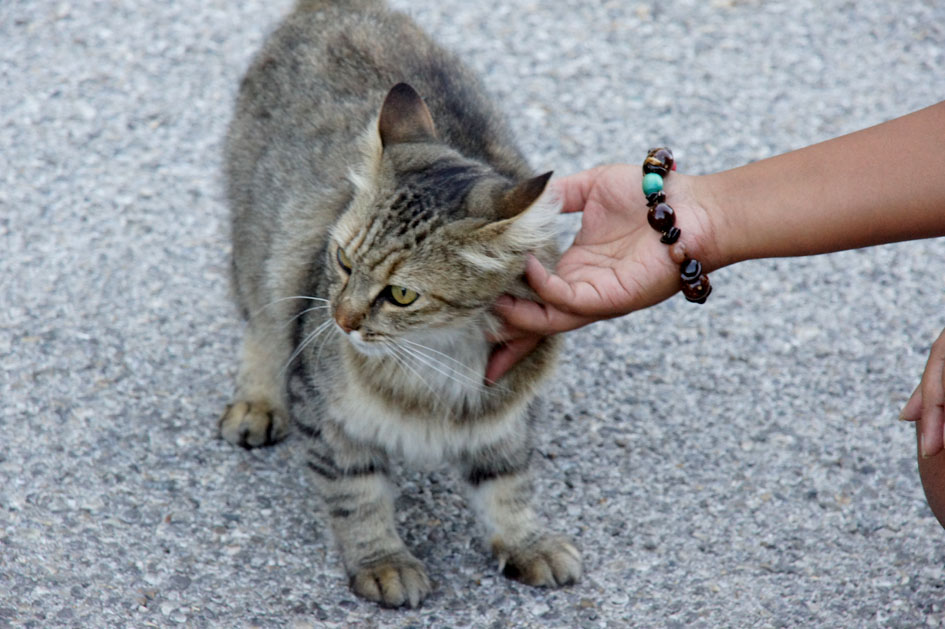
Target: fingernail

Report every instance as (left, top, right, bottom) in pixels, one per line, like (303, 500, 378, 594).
(920, 434, 931, 459)
(495, 296, 513, 309)
(898, 412, 909, 422)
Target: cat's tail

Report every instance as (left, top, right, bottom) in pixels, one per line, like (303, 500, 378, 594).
(295, 0, 383, 11)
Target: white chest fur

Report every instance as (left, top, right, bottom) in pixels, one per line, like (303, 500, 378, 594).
(332, 327, 529, 465)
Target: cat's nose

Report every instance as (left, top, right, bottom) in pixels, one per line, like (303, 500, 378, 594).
(336, 319, 357, 334)
(334, 304, 363, 333)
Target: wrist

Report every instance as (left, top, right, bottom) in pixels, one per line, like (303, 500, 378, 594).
(669, 172, 735, 274)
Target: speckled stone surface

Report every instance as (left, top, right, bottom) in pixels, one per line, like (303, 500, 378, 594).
(2, 1, 944, 627)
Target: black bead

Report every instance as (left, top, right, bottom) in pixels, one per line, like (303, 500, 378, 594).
(645, 190, 666, 207)
(660, 227, 681, 244)
(680, 258, 703, 281)
(647, 202, 676, 233)
(643, 147, 675, 176)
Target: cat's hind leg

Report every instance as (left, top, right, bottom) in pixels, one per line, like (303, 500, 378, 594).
(219, 320, 290, 448)
(460, 410, 582, 587)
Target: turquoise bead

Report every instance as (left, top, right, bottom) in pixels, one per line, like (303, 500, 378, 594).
(642, 173, 664, 196)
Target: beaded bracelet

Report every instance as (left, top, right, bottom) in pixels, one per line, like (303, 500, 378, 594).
(641, 147, 712, 304)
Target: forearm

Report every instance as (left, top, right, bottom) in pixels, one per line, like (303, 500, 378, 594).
(701, 101, 945, 269)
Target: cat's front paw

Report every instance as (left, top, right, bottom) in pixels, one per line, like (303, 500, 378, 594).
(219, 400, 288, 448)
(492, 533, 582, 587)
(349, 551, 431, 609)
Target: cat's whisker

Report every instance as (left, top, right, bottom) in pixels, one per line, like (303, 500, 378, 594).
(393, 340, 495, 396)
(282, 305, 331, 329)
(398, 339, 500, 393)
(384, 340, 428, 382)
(400, 338, 506, 392)
(281, 319, 333, 377)
(383, 341, 452, 416)
(400, 338, 481, 374)
(314, 320, 340, 365)
(251, 295, 331, 318)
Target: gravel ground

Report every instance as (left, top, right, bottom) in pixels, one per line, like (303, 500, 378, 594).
(2, 1, 944, 627)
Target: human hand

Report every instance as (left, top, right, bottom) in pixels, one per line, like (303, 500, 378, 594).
(486, 164, 720, 382)
(901, 326, 945, 457)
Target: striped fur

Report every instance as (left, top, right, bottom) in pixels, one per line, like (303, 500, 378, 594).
(221, 0, 581, 608)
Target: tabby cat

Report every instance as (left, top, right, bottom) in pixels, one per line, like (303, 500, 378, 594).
(220, 0, 581, 607)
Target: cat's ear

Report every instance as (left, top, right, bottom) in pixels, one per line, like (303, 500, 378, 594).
(495, 171, 553, 220)
(467, 171, 558, 253)
(378, 83, 437, 147)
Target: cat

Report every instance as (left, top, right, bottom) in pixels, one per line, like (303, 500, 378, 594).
(220, 0, 581, 608)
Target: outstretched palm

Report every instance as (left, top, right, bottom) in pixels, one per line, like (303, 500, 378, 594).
(487, 164, 710, 382)
(543, 164, 688, 319)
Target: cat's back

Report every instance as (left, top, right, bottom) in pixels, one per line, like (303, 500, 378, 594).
(225, 1, 407, 214)
(231, 1, 424, 149)
(225, 0, 526, 218)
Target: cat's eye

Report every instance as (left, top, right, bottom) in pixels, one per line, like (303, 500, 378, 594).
(387, 285, 419, 306)
(336, 247, 352, 272)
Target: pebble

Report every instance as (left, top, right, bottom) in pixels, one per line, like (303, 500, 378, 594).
(531, 602, 551, 616)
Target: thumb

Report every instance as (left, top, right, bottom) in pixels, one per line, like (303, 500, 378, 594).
(494, 294, 594, 336)
(525, 255, 580, 311)
(485, 336, 541, 384)
(901, 383, 922, 421)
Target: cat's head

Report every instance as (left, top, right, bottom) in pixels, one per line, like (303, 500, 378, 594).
(326, 83, 558, 355)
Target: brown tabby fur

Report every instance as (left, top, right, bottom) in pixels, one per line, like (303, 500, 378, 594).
(220, 0, 581, 608)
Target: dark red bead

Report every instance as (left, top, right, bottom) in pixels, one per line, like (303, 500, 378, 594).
(647, 202, 676, 233)
(681, 274, 711, 303)
(642, 147, 675, 177)
(645, 190, 666, 207)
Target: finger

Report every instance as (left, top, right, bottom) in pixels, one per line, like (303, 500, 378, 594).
(900, 383, 922, 421)
(919, 332, 945, 457)
(494, 294, 594, 336)
(525, 255, 620, 318)
(484, 318, 529, 344)
(525, 254, 582, 311)
(919, 403, 945, 458)
(553, 167, 604, 214)
(915, 425, 945, 529)
(485, 335, 541, 385)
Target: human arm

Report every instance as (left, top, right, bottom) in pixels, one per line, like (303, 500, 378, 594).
(498, 100, 945, 328)
(706, 100, 945, 265)
(489, 101, 945, 440)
